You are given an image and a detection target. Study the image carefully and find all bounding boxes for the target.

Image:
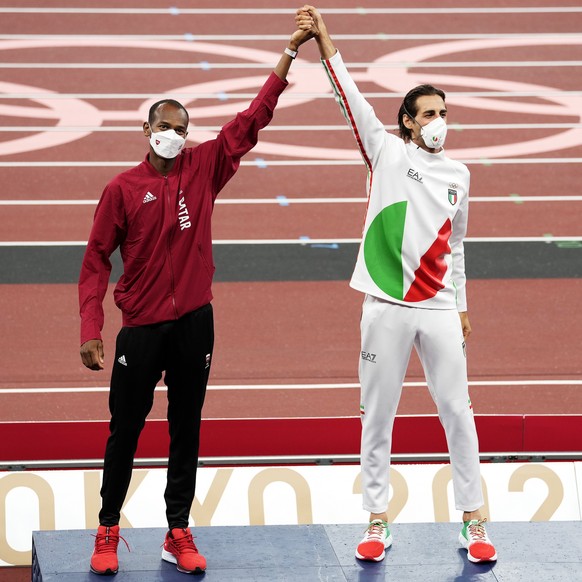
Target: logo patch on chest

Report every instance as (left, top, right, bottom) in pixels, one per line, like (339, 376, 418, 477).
(407, 168, 423, 183)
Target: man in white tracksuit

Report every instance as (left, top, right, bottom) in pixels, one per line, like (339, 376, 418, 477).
(297, 6, 497, 565)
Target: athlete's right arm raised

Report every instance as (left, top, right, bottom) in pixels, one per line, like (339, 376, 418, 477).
(297, 5, 387, 170)
(206, 22, 315, 197)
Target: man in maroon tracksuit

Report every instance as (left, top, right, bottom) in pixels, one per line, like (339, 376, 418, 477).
(79, 27, 313, 576)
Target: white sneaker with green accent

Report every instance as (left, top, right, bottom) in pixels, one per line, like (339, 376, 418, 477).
(355, 519, 392, 562)
(459, 519, 497, 563)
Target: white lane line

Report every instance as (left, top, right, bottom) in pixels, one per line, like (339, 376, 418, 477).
(1, 158, 581, 167)
(2, 123, 582, 131)
(1, 61, 581, 70)
(189, 236, 582, 244)
(3, 91, 582, 100)
(1, 33, 580, 40)
(2, 196, 582, 206)
(1, 236, 581, 247)
(1, 7, 581, 14)
(2, 379, 581, 394)
(0, 161, 364, 168)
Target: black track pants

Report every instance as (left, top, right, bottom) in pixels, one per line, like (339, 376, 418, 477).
(98, 303, 214, 529)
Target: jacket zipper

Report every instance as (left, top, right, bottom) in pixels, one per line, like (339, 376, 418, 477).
(165, 176, 178, 318)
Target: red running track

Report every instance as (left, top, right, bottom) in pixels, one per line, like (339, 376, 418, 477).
(0, 1, 581, 442)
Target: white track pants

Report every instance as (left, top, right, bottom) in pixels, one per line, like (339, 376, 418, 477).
(359, 295, 484, 514)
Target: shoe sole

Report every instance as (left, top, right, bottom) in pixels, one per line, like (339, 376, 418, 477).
(90, 565, 118, 575)
(355, 533, 393, 562)
(458, 533, 497, 563)
(161, 549, 206, 574)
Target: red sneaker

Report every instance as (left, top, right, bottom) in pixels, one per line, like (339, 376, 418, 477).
(90, 525, 129, 575)
(459, 519, 498, 563)
(162, 527, 207, 574)
(355, 519, 393, 562)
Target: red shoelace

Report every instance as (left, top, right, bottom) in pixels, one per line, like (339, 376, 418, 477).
(92, 528, 130, 554)
(171, 530, 200, 554)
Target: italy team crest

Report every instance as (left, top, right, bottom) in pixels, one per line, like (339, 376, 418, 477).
(448, 188, 458, 205)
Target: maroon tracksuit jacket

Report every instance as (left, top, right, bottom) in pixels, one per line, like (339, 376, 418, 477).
(79, 73, 287, 345)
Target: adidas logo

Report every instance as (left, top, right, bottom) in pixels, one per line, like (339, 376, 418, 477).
(117, 355, 127, 366)
(143, 192, 157, 204)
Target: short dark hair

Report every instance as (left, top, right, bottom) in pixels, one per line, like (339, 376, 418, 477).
(397, 84, 446, 141)
(148, 99, 189, 125)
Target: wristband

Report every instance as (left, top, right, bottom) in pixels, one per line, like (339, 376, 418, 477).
(284, 47, 298, 59)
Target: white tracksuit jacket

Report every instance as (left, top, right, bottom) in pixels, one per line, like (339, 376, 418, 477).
(323, 51, 470, 312)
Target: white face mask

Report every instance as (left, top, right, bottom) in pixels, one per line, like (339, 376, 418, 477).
(149, 128, 186, 159)
(419, 116, 447, 149)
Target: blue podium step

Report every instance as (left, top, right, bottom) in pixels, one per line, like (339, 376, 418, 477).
(32, 522, 582, 581)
